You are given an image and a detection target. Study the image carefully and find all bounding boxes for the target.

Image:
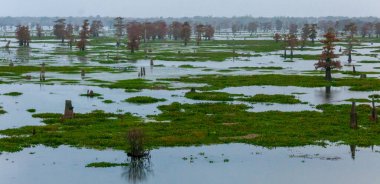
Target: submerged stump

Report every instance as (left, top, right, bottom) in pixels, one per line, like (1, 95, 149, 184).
(350, 102, 358, 129)
(63, 100, 74, 119)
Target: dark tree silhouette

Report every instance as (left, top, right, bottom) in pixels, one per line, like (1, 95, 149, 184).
(77, 20, 89, 51)
(90, 20, 103, 37)
(16, 25, 31, 47)
(314, 32, 342, 81)
(53, 19, 66, 43)
(114, 17, 125, 47)
(127, 22, 142, 53)
(181, 22, 191, 46)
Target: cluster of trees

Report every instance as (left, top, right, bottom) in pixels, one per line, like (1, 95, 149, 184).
(15, 25, 30, 46)
(53, 19, 103, 44)
(113, 17, 214, 52)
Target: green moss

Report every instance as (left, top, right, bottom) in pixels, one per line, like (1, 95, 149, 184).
(239, 94, 303, 104)
(27, 109, 36, 113)
(229, 66, 283, 71)
(3, 92, 23, 96)
(86, 162, 129, 168)
(80, 93, 102, 98)
(102, 100, 114, 104)
(185, 92, 241, 101)
(178, 65, 204, 68)
(105, 79, 168, 91)
(125, 96, 166, 104)
(160, 74, 380, 91)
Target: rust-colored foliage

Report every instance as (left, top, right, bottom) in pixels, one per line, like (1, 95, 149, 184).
(77, 20, 89, 51)
(289, 24, 298, 35)
(127, 22, 143, 53)
(90, 20, 103, 37)
(204, 25, 215, 40)
(181, 22, 191, 46)
(15, 25, 30, 47)
(169, 21, 182, 40)
(273, 33, 282, 43)
(314, 32, 342, 81)
(53, 19, 66, 43)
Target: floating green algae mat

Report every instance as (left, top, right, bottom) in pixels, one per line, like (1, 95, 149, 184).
(125, 96, 166, 104)
(86, 162, 129, 168)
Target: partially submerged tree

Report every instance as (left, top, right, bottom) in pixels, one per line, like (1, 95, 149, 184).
(289, 24, 298, 35)
(169, 21, 182, 40)
(301, 24, 311, 49)
(375, 23, 380, 38)
(126, 128, 148, 158)
(273, 33, 282, 43)
(204, 25, 215, 40)
(247, 22, 258, 36)
(114, 17, 125, 47)
(314, 32, 342, 81)
(195, 24, 204, 46)
(77, 20, 90, 51)
(344, 23, 358, 63)
(16, 25, 31, 46)
(181, 22, 191, 46)
(53, 19, 66, 43)
(65, 24, 74, 48)
(309, 24, 318, 43)
(287, 34, 298, 58)
(127, 22, 142, 53)
(90, 20, 103, 37)
(36, 24, 43, 38)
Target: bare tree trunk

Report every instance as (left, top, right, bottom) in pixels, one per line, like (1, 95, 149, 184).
(350, 102, 358, 129)
(325, 67, 332, 81)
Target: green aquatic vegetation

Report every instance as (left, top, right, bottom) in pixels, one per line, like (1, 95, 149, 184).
(229, 66, 283, 71)
(27, 109, 36, 113)
(286, 54, 320, 60)
(86, 162, 129, 168)
(1, 103, 380, 152)
(0, 106, 6, 114)
(125, 96, 166, 104)
(178, 65, 204, 68)
(0, 66, 129, 76)
(358, 60, 380, 63)
(160, 74, 380, 91)
(102, 100, 114, 104)
(185, 91, 242, 101)
(105, 79, 168, 91)
(80, 93, 102, 98)
(3, 92, 23, 96)
(238, 94, 303, 104)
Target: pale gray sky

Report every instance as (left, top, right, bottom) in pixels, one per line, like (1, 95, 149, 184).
(1, 0, 379, 17)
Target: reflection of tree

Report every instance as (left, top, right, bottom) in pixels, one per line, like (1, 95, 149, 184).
(122, 156, 153, 184)
(15, 47, 30, 63)
(350, 145, 356, 160)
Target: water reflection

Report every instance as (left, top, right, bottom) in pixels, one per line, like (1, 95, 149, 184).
(122, 156, 153, 184)
(350, 145, 356, 160)
(15, 47, 30, 63)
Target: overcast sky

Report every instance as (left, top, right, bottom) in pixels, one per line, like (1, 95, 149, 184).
(1, 0, 379, 17)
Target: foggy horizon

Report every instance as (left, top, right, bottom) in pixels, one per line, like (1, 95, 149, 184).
(1, 0, 380, 18)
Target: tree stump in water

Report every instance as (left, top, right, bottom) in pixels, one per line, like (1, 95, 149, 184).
(63, 100, 74, 119)
(371, 98, 378, 123)
(5, 41, 10, 48)
(190, 88, 196, 93)
(81, 69, 85, 77)
(350, 102, 358, 129)
(353, 66, 356, 73)
(360, 74, 367, 79)
(150, 59, 154, 66)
